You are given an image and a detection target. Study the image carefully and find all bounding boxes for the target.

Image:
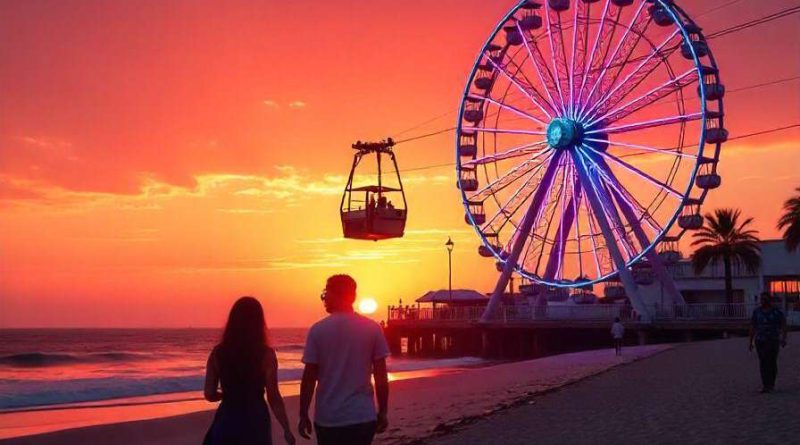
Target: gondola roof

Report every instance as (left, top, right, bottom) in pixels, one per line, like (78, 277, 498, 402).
(350, 185, 402, 193)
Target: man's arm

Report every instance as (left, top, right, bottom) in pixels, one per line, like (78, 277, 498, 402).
(298, 364, 318, 439)
(373, 357, 389, 433)
(749, 311, 757, 351)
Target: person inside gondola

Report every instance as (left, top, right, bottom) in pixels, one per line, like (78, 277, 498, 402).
(378, 196, 387, 209)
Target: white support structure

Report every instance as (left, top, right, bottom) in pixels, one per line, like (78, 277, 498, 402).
(571, 151, 651, 322)
(480, 151, 565, 322)
(599, 163, 686, 306)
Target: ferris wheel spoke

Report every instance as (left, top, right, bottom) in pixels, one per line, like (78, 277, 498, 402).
(544, 2, 570, 116)
(587, 112, 703, 135)
(542, 161, 579, 281)
(576, 1, 649, 122)
(585, 137, 696, 159)
(569, 1, 591, 119)
(470, 94, 548, 127)
(518, 24, 564, 117)
(470, 150, 553, 201)
(579, 148, 663, 236)
(470, 127, 547, 136)
(580, 144, 681, 200)
(579, 150, 638, 259)
(570, 161, 585, 278)
(483, 151, 566, 320)
(485, 159, 551, 231)
(493, 152, 559, 236)
(575, 0, 619, 117)
(486, 52, 557, 120)
(582, 188, 605, 278)
(586, 69, 699, 128)
(572, 150, 650, 304)
(583, 29, 682, 122)
(529, 157, 567, 277)
(463, 141, 548, 168)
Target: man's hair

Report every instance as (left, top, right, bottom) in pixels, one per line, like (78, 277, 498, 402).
(327, 274, 357, 303)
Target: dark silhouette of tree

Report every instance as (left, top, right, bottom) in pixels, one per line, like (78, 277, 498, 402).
(692, 209, 761, 303)
(778, 186, 800, 252)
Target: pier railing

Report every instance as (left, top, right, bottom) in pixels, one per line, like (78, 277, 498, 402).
(388, 303, 754, 324)
(653, 303, 751, 320)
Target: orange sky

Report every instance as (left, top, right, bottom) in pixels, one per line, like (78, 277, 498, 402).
(1, 0, 798, 327)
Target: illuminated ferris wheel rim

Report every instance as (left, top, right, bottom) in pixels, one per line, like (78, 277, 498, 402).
(455, 0, 726, 288)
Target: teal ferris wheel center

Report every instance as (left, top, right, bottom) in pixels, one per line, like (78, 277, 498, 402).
(546, 118, 583, 150)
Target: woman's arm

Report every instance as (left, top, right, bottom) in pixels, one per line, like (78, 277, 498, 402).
(264, 349, 294, 443)
(204, 348, 223, 402)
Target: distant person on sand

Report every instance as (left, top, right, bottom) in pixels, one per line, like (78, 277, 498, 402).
(749, 292, 788, 393)
(299, 274, 390, 445)
(203, 297, 296, 445)
(611, 317, 625, 356)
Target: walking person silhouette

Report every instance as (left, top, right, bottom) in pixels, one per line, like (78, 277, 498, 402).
(298, 274, 390, 445)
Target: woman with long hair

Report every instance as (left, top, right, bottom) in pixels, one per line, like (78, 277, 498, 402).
(203, 296, 295, 445)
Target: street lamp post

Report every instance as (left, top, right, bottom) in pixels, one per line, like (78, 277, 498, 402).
(446, 237, 454, 303)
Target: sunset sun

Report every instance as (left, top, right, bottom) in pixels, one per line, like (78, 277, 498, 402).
(357, 298, 379, 315)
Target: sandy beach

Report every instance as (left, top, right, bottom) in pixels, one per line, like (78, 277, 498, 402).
(0, 345, 669, 445)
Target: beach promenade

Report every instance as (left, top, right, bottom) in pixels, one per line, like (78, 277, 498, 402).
(2, 335, 796, 445)
(425, 333, 799, 445)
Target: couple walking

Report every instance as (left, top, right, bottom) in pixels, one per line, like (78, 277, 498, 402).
(203, 274, 390, 445)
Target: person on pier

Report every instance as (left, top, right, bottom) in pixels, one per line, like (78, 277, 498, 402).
(611, 317, 625, 356)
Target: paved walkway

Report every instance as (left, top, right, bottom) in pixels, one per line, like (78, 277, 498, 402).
(425, 334, 799, 445)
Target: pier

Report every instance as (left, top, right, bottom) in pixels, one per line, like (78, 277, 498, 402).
(385, 303, 759, 359)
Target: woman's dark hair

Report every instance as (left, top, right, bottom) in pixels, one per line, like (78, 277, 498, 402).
(218, 296, 269, 381)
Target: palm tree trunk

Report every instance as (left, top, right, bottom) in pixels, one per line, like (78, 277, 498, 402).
(723, 254, 733, 304)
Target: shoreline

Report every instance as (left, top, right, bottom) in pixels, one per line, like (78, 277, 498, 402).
(0, 345, 671, 444)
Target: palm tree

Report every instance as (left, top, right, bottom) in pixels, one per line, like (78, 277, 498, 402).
(691, 208, 761, 304)
(778, 186, 800, 252)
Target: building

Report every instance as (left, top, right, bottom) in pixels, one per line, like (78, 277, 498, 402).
(638, 239, 800, 312)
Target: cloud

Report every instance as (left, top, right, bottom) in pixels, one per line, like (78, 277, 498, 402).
(262, 100, 280, 109)
(0, 165, 458, 218)
(18, 136, 73, 151)
(288, 101, 306, 109)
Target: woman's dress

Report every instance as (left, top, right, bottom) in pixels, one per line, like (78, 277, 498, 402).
(203, 348, 272, 445)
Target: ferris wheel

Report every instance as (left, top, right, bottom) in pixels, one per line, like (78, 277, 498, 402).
(455, 0, 726, 320)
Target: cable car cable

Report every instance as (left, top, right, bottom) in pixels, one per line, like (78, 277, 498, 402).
(394, 123, 800, 173)
(393, 0, 780, 142)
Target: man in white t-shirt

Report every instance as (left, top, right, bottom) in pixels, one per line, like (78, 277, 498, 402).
(298, 274, 390, 445)
(611, 317, 625, 356)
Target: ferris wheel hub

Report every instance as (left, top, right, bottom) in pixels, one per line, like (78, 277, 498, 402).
(546, 118, 583, 150)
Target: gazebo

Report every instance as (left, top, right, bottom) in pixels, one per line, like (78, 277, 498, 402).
(415, 289, 489, 308)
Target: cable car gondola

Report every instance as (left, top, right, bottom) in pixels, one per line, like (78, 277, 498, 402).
(340, 138, 407, 241)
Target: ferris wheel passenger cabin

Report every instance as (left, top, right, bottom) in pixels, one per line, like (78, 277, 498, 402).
(340, 139, 407, 241)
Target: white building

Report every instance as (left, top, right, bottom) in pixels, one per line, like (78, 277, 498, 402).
(638, 239, 800, 311)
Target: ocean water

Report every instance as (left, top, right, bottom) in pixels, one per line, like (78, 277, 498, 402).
(0, 329, 483, 410)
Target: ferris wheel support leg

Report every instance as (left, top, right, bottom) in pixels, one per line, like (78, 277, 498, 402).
(611, 194, 686, 307)
(480, 151, 564, 323)
(570, 151, 652, 323)
(591, 157, 686, 307)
